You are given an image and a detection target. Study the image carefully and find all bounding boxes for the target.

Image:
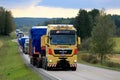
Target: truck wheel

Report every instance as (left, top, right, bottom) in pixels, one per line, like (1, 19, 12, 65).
(31, 58, 36, 66)
(25, 52, 27, 54)
(42, 57, 45, 69)
(46, 66, 50, 71)
(36, 60, 40, 68)
(44, 58, 50, 70)
(42, 57, 48, 69)
(36, 60, 42, 68)
(71, 67, 76, 71)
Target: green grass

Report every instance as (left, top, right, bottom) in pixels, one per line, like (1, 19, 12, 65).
(0, 36, 41, 80)
(113, 37, 120, 53)
(0, 40, 3, 48)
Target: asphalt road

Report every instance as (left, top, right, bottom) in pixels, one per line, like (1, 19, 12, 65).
(14, 38, 120, 80)
(19, 48, 120, 80)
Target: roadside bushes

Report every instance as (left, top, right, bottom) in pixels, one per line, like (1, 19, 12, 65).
(80, 53, 98, 64)
(80, 38, 91, 51)
(105, 60, 120, 68)
(80, 53, 120, 68)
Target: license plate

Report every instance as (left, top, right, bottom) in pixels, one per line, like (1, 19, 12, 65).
(60, 54, 66, 56)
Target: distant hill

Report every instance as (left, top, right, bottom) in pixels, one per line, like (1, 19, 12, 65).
(14, 18, 50, 28)
(14, 16, 120, 31)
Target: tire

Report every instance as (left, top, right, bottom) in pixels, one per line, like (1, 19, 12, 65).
(46, 66, 50, 71)
(42, 57, 45, 69)
(24, 52, 27, 54)
(43, 57, 50, 70)
(31, 58, 36, 66)
(42, 57, 47, 69)
(71, 67, 76, 71)
(36, 60, 42, 68)
(36, 60, 40, 68)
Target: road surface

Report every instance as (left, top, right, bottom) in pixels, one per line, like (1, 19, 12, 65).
(18, 47, 120, 80)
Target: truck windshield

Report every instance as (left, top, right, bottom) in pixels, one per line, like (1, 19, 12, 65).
(50, 30, 76, 45)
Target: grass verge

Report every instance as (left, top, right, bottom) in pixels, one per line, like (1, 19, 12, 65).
(0, 36, 41, 80)
(0, 40, 3, 48)
(78, 52, 120, 71)
(114, 37, 120, 52)
(78, 37, 120, 71)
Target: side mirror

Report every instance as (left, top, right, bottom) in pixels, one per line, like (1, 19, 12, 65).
(77, 37, 81, 45)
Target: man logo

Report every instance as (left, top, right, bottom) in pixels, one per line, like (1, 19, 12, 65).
(59, 50, 67, 54)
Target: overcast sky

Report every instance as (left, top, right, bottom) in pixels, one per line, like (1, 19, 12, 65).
(0, 0, 120, 18)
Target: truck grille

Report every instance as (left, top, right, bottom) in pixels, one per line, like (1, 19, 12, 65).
(54, 49, 72, 54)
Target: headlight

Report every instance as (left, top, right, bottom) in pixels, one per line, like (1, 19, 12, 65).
(74, 60, 77, 63)
(49, 60, 52, 63)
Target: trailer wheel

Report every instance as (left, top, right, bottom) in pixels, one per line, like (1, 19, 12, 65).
(36, 60, 40, 68)
(30, 58, 36, 66)
(25, 52, 27, 54)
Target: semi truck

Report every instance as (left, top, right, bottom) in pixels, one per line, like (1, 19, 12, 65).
(17, 31, 24, 38)
(29, 26, 47, 67)
(19, 36, 29, 53)
(24, 38, 29, 54)
(29, 25, 80, 70)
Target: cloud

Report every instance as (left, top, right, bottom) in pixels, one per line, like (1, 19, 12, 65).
(11, 6, 79, 18)
(11, 5, 120, 18)
(0, 0, 41, 9)
(106, 9, 120, 15)
(1, 0, 120, 18)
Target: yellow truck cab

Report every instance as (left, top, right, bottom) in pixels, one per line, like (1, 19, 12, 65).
(41, 24, 80, 70)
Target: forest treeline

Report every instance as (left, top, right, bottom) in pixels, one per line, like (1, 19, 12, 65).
(39, 9, 117, 39)
(1, 6, 120, 38)
(15, 9, 120, 37)
(0, 7, 117, 63)
(0, 7, 14, 36)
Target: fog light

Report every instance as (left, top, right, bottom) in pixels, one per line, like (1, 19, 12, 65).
(74, 60, 77, 63)
(49, 60, 52, 63)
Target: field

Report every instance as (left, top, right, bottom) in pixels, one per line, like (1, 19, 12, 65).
(110, 38, 120, 64)
(0, 40, 3, 48)
(0, 36, 41, 80)
(109, 54, 120, 64)
(114, 37, 120, 52)
(78, 37, 120, 71)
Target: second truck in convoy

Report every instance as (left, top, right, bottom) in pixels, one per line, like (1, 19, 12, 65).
(29, 24, 80, 70)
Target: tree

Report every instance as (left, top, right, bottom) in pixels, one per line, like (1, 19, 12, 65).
(91, 12, 116, 64)
(0, 7, 6, 35)
(5, 11, 14, 35)
(116, 27, 120, 37)
(88, 9, 100, 28)
(0, 7, 14, 36)
(74, 9, 92, 40)
(88, 9, 100, 22)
